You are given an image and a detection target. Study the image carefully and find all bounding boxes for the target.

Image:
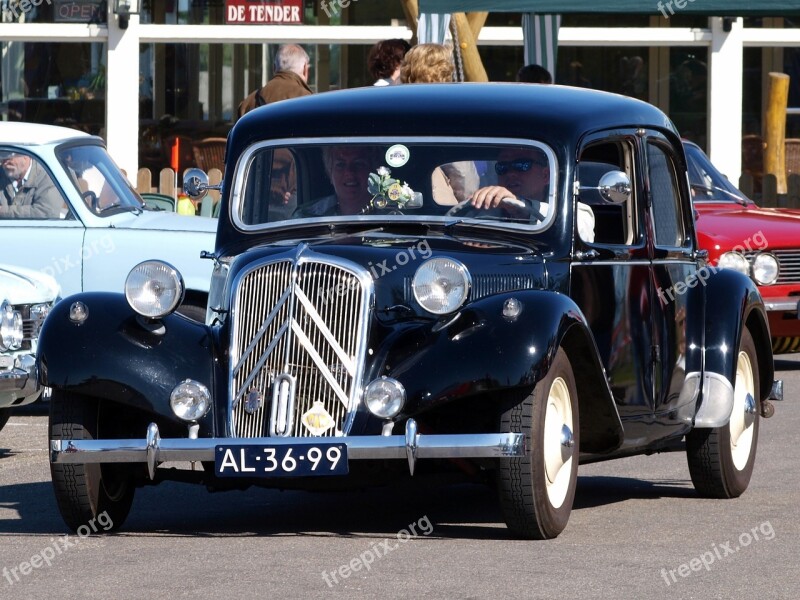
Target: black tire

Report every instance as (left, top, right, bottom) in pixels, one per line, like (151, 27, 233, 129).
(0, 408, 10, 433)
(49, 390, 134, 532)
(497, 348, 580, 539)
(686, 327, 760, 498)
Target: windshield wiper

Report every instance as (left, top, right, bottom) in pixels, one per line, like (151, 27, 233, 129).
(691, 183, 748, 206)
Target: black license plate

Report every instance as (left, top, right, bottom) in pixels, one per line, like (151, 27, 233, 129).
(215, 443, 348, 477)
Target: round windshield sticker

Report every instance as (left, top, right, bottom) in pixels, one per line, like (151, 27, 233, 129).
(385, 144, 410, 168)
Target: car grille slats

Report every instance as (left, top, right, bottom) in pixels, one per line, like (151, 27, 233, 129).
(230, 257, 368, 438)
(745, 250, 800, 285)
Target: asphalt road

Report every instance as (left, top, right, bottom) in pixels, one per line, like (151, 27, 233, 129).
(2, 357, 799, 600)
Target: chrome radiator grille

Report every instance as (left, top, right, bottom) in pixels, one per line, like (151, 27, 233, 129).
(230, 257, 369, 438)
(745, 249, 800, 285)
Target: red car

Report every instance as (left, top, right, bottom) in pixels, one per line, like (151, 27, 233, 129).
(687, 141, 800, 353)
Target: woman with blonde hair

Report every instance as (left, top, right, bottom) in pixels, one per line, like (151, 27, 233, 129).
(400, 43, 455, 84)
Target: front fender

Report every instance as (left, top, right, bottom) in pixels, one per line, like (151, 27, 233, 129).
(693, 268, 773, 427)
(378, 291, 623, 453)
(37, 292, 217, 432)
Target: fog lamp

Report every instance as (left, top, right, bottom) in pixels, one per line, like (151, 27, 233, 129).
(364, 377, 405, 418)
(170, 379, 211, 422)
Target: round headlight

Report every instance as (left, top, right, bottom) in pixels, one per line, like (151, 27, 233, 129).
(364, 377, 406, 419)
(412, 258, 471, 315)
(752, 253, 779, 285)
(717, 252, 750, 276)
(170, 380, 211, 421)
(0, 300, 23, 351)
(125, 261, 184, 318)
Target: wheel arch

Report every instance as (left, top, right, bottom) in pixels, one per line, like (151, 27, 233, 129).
(558, 321, 624, 454)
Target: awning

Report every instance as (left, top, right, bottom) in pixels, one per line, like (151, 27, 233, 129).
(418, 0, 800, 16)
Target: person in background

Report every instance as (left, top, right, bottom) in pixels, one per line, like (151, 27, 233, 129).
(399, 44, 478, 204)
(400, 43, 456, 84)
(516, 64, 553, 84)
(0, 152, 62, 219)
(237, 44, 312, 119)
(367, 39, 411, 86)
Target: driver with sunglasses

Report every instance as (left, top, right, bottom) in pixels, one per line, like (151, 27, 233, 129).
(469, 148, 595, 242)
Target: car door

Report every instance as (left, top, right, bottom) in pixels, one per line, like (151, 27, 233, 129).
(642, 132, 695, 435)
(0, 151, 85, 297)
(570, 131, 658, 447)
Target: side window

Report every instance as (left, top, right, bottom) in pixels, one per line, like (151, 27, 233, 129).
(0, 152, 66, 220)
(647, 142, 685, 248)
(577, 140, 635, 245)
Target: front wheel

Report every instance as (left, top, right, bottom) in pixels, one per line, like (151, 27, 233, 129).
(497, 348, 580, 539)
(686, 326, 760, 498)
(49, 390, 135, 532)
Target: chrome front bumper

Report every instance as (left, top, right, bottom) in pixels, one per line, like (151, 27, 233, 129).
(0, 354, 39, 407)
(763, 297, 800, 313)
(50, 419, 526, 478)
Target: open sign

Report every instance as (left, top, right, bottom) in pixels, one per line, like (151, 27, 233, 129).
(53, 0, 105, 22)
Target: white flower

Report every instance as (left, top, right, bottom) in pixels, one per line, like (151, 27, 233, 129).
(376, 166, 390, 177)
(401, 183, 413, 199)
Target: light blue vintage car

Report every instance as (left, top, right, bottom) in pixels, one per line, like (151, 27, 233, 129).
(0, 263, 59, 432)
(0, 123, 217, 319)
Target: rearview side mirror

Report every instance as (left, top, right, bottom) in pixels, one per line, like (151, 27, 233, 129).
(579, 170, 631, 205)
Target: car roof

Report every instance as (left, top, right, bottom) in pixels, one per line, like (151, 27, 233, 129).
(0, 122, 92, 146)
(230, 83, 679, 157)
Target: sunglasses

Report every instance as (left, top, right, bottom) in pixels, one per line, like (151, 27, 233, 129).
(494, 158, 546, 175)
(0, 152, 19, 161)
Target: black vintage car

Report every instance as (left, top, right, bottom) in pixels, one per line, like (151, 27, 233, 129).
(40, 84, 782, 539)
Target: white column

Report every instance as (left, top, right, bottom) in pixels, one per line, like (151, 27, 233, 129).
(708, 17, 743, 183)
(105, 7, 141, 182)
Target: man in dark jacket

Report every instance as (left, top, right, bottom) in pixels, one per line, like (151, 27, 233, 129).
(237, 44, 312, 119)
(0, 152, 63, 219)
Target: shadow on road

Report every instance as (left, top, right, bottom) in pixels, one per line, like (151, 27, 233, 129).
(0, 471, 698, 540)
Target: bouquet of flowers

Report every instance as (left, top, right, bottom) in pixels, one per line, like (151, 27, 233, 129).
(367, 166, 415, 209)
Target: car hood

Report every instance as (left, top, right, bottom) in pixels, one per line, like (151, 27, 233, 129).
(0, 263, 60, 304)
(694, 202, 800, 250)
(110, 210, 218, 233)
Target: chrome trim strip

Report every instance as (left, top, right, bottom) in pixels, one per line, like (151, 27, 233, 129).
(50, 421, 526, 476)
(229, 136, 559, 235)
(763, 299, 798, 312)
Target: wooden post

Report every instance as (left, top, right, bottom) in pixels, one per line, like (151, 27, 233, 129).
(399, 0, 418, 43)
(452, 12, 488, 82)
(764, 72, 790, 194)
(467, 12, 488, 38)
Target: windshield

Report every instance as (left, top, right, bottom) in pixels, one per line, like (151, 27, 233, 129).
(684, 142, 748, 204)
(56, 143, 143, 217)
(234, 139, 558, 232)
